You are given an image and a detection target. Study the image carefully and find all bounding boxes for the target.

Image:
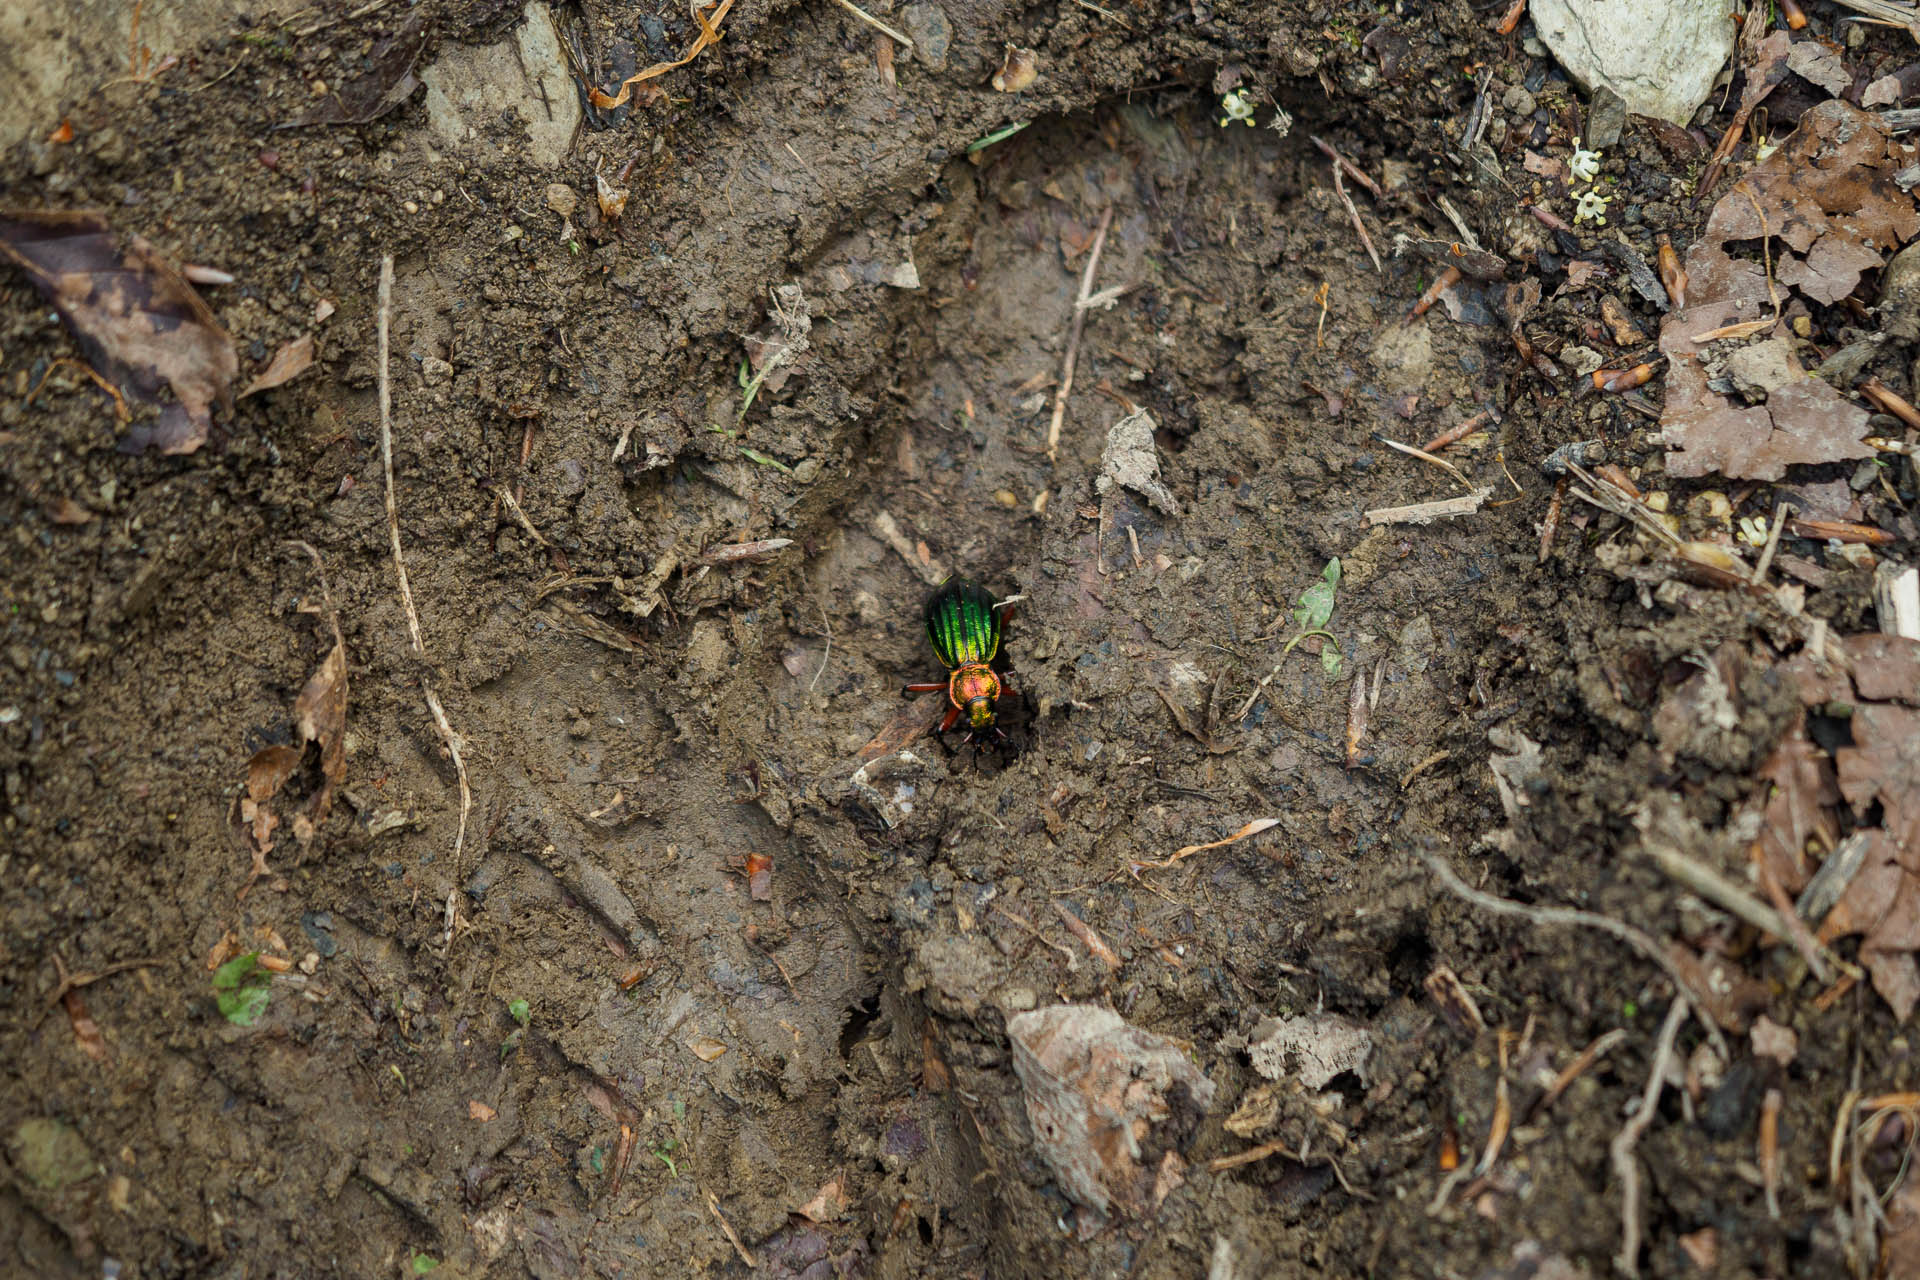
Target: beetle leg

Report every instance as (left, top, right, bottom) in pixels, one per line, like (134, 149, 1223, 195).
(902, 682, 947, 697)
(939, 705, 962, 733)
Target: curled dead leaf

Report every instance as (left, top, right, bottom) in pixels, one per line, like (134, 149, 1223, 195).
(0, 209, 236, 455)
(238, 334, 315, 399)
(688, 1036, 728, 1062)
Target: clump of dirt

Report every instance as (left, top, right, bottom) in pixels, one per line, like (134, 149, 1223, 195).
(3, 0, 1918, 1277)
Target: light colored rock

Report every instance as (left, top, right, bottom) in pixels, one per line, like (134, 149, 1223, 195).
(1529, 0, 1734, 126)
(420, 2, 580, 168)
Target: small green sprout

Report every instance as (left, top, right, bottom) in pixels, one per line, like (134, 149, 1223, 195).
(212, 952, 271, 1026)
(508, 998, 530, 1026)
(408, 1249, 440, 1274)
(1282, 558, 1344, 677)
(652, 1137, 680, 1178)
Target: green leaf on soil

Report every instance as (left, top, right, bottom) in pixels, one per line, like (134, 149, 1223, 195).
(966, 120, 1031, 154)
(212, 951, 271, 1026)
(739, 447, 792, 473)
(508, 998, 530, 1026)
(1294, 558, 1341, 632)
(408, 1249, 440, 1274)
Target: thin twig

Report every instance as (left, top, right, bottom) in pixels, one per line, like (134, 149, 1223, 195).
(1419, 851, 1729, 1062)
(706, 1190, 757, 1268)
(1613, 998, 1690, 1277)
(377, 256, 475, 943)
(1641, 834, 1839, 984)
(1535, 1028, 1629, 1114)
(1046, 206, 1115, 464)
(495, 486, 553, 547)
(1378, 437, 1471, 485)
(1331, 161, 1382, 274)
(826, 0, 914, 48)
(810, 597, 833, 694)
(1752, 500, 1792, 586)
(1309, 135, 1384, 199)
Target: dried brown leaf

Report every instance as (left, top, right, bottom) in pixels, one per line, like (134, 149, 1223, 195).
(795, 1174, 849, 1223)
(1847, 634, 1920, 704)
(1750, 712, 1838, 893)
(1008, 1004, 1215, 1221)
(1662, 101, 1918, 479)
(238, 334, 314, 398)
(62, 989, 109, 1062)
(0, 210, 236, 454)
(296, 13, 426, 125)
(1836, 703, 1920, 857)
(293, 640, 348, 835)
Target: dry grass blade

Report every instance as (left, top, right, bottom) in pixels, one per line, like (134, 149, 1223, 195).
(1046, 206, 1114, 464)
(588, 0, 737, 109)
(1132, 817, 1279, 874)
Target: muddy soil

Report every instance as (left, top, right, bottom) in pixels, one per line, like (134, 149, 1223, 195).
(2, 0, 1913, 1276)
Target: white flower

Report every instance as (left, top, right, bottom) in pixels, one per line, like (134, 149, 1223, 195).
(1219, 89, 1255, 127)
(1574, 188, 1611, 226)
(1568, 137, 1601, 184)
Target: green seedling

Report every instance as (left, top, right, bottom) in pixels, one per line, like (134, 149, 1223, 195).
(739, 447, 792, 474)
(508, 998, 530, 1026)
(652, 1137, 680, 1178)
(966, 120, 1031, 154)
(1281, 558, 1343, 677)
(408, 1248, 440, 1274)
(212, 952, 271, 1026)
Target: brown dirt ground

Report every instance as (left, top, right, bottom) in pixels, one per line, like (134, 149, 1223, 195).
(2, 0, 1915, 1276)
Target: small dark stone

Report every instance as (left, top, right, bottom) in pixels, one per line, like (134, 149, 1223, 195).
(1702, 1056, 1763, 1139)
(1586, 85, 1628, 149)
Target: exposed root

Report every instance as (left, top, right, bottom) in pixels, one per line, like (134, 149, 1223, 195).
(376, 255, 475, 945)
(1612, 997, 1690, 1277)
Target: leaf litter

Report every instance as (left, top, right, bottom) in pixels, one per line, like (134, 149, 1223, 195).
(1661, 101, 1920, 480)
(1007, 1004, 1215, 1231)
(0, 210, 237, 454)
(238, 551, 349, 895)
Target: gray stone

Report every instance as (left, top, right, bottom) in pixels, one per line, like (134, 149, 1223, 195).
(419, 2, 581, 168)
(1531, 0, 1734, 126)
(1585, 84, 1628, 149)
(900, 3, 951, 70)
(1501, 85, 1536, 119)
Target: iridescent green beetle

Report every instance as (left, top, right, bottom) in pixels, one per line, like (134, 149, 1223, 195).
(902, 576, 1017, 737)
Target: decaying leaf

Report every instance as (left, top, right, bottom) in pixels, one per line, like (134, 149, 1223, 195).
(687, 1036, 729, 1062)
(293, 640, 348, 836)
(296, 12, 427, 125)
(991, 45, 1038, 93)
(745, 852, 773, 901)
(0, 210, 237, 454)
(1247, 1013, 1375, 1090)
(1008, 1004, 1214, 1225)
(238, 334, 315, 398)
(238, 634, 348, 891)
(1096, 408, 1180, 515)
(1662, 101, 1918, 479)
(795, 1173, 849, 1222)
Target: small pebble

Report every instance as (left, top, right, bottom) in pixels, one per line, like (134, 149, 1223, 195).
(994, 489, 1018, 507)
(401, 200, 419, 214)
